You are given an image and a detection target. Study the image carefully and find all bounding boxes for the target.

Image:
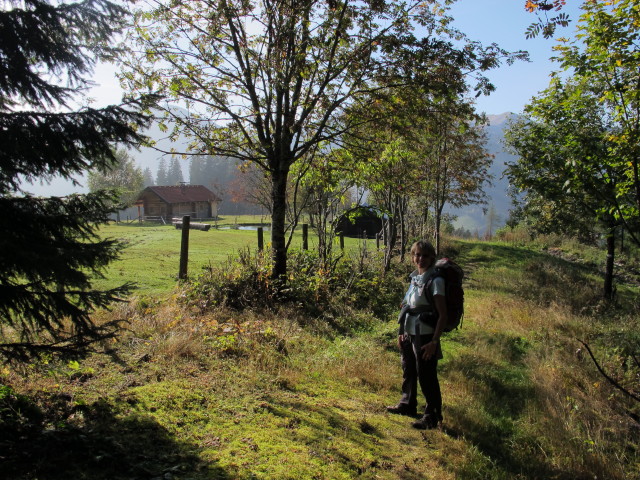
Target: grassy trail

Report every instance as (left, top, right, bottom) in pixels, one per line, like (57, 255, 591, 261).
(2, 239, 638, 479)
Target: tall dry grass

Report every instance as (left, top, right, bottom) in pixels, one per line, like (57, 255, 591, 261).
(454, 238, 639, 479)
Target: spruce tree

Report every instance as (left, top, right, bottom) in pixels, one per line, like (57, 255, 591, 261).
(189, 156, 204, 185)
(155, 158, 168, 185)
(167, 158, 184, 185)
(142, 167, 155, 187)
(0, 0, 150, 361)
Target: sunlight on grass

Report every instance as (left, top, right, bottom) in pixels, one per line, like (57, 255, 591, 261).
(94, 219, 375, 297)
(3, 238, 638, 479)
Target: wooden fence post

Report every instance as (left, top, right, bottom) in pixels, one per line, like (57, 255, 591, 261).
(178, 215, 190, 280)
(257, 227, 264, 251)
(302, 224, 308, 250)
(339, 233, 344, 251)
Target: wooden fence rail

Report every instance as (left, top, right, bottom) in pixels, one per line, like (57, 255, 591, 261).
(177, 222, 351, 280)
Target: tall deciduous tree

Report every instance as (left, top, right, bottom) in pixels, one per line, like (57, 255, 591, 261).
(0, 0, 150, 361)
(369, 139, 414, 270)
(418, 107, 493, 253)
(345, 89, 493, 259)
(505, 78, 625, 298)
(301, 150, 355, 267)
(87, 149, 144, 210)
(506, 0, 640, 299)
(122, 0, 516, 279)
(340, 90, 424, 268)
(554, 0, 640, 239)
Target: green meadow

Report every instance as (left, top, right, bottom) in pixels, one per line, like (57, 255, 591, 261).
(95, 217, 371, 296)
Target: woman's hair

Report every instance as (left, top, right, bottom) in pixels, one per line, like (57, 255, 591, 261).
(410, 240, 436, 261)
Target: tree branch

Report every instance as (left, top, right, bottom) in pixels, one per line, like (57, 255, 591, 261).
(578, 339, 640, 404)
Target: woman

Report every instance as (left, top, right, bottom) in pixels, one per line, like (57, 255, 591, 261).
(386, 240, 447, 429)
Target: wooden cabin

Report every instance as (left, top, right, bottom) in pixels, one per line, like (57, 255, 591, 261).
(136, 185, 221, 222)
(335, 206, 383, 238)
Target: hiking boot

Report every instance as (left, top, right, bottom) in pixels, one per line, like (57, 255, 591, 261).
(386, 403, 417, 416)
(411, 413, 442, 430)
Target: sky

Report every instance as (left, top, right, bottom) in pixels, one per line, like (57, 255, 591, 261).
(27, 0, 587, 196)
(447, 0, 584, 116)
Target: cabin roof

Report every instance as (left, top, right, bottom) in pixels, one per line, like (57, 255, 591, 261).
(141, 185, 221, 204)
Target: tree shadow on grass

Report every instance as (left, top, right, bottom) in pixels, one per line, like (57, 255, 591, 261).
(259, 394, 399, 478)
(459, 242, 606, 315)
(0, 394, 228, 480)
(442, 338, 584, 480)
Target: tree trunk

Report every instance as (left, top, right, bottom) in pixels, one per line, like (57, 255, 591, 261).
(421, 205, 430, 240)
(271, 166, 289, 280)
(633, 154, 640, 217)
(435, 204, 444, 256)
(383, 218, 391, 271)
(399, 197, 407, 263)
(604, 227, 615, 300)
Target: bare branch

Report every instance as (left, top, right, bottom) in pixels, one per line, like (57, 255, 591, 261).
(578, 339, 640, 404)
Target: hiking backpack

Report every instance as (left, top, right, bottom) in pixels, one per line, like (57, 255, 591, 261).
(425, 258, 464, 332)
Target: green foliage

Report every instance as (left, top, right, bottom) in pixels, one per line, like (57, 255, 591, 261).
(509, 0, 640, 248)
(183, 247, 404, 332)
(284, 249, 405, 324)
(87, 149, 144, 209)
(0, 0, 151, 362)
(523, 2, 572, 39)
(504, 81, 617, 240)
(184, 247, 276, 311)
(0, 194, 133, 362)
(504, 3, 640, 298)
(345, 88, 497, 260)
(525, 14, 570, 39)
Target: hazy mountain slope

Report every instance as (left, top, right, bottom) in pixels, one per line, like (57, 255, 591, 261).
(449, 113, 518, 236)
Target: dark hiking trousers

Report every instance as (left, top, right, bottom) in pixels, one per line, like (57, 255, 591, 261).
(398, 333, 442, 419)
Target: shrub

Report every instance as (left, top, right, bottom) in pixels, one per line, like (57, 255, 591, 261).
(183, 247, 275, 311)
(0, 384, 43, 435)
(181, 248, 405, 334)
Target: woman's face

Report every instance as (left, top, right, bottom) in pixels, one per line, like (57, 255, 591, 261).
(412, 249, 433, 271)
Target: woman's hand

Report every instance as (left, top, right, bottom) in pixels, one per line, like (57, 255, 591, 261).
(420, 340, 438, 360)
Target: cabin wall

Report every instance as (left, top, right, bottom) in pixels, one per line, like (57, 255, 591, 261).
(143, 195, 168, 219)
(195, 202, 209, 218)
(140, 191, 220, 220)
(172, 202, 194, 217)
